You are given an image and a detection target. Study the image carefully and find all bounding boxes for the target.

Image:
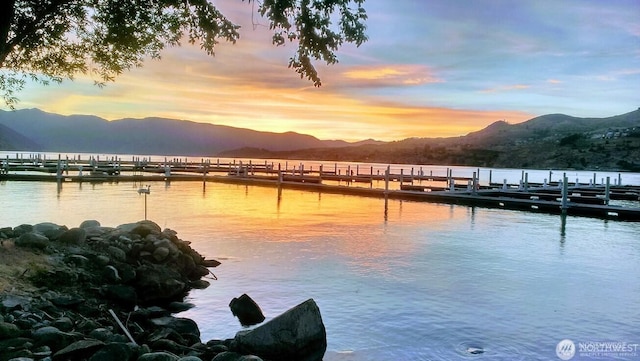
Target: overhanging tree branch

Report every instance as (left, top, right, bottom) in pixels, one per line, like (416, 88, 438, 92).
(0, 0, 368, 108)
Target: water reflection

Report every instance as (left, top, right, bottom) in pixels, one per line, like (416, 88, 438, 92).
(383, 196, 388, 222)
(559, 212, 567, 245)
(3, 179, 640, 361)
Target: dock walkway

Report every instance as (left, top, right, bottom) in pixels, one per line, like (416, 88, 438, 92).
(1, 155, 638, 221)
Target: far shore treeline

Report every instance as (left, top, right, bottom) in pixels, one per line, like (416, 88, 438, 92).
(1, 108, 639, 172)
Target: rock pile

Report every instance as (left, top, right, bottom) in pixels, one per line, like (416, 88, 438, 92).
(0, 220, 327, 361)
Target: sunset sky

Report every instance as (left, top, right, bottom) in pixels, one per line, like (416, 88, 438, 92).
(15, 0, 640, 142)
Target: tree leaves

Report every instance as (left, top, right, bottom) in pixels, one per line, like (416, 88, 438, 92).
(257, 0, 368, 86)
(0, 0, 367, 107)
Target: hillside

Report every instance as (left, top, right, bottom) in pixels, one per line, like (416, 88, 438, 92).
(221, 109, 640, 171)
(1, 108, 639, 171)
(0, 108, 366, 155)
(0, 123, 41, 151)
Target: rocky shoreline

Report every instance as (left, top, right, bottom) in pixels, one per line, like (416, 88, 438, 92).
(0, 220, 326, 361)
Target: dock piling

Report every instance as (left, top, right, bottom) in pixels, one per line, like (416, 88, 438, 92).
(472, 171, 478, 195)
(384, 166, 390, 195)
(561, 175, 569, 211)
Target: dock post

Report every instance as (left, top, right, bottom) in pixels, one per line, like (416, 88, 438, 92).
(561, 175, 569, 211)
(472, 171, 478, 195)
(400, 169, 404, 183)
(356, 165, 359, 176)
(618, 173, 622, 186)
(56, 154, 62, 181)
(334, 163, 337, 174)
(384, 166, 390, 195)
(277, 170, 283, 199)
(524, 172, 529, 191)
(549, 170, 553, 184)
(489, 170, 492, 185)
(605, 176, 611, 205)
(593, 173, 597, 187)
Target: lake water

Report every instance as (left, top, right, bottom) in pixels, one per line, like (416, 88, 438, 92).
(1, 160, 640, 360)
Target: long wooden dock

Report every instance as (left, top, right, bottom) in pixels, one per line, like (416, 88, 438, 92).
(1, 154, 639, 221)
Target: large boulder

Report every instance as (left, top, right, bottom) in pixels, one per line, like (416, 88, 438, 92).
(135, 264, 187, 303)
(52, 339, 104, 360)
(58, 227, 87, 244)
(117, 220, 161, 237)
(232, 299, 326, 361)
(150, 317, 200, 337)
(79, 220, 101, 229)
(33, 222, 68, 241)
(102, 285, 138, 310)
(32, 326, 79, 351)
(12, 224, 33, 237)
(0, 321, 21, 339)
(87, 342, 138, 361)
(15, 232, 50, 249)
(229, 294, 265, 326)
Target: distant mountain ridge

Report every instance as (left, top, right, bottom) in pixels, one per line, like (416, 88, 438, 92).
(219, 109, 640, 171)
(1, 108, 638, 171)
(0, 108, 381, 155)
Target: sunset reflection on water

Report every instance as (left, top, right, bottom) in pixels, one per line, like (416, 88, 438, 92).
(3, 179, 640, 360)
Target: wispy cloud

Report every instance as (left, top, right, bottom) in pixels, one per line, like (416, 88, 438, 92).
(339, 64, 442, 88)
(480, 84, 531, 94)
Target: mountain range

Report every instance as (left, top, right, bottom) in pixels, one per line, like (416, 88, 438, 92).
(0, 108, 380, 155)
(1, 108, 639, 171)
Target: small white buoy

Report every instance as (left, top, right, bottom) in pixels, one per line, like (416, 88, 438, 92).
(467, 347, 485, 355)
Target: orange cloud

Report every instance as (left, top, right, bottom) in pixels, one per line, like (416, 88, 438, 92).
(24, 45, 533, 142)
(339, 64, 442, 87)
(18, 6, 534, 144)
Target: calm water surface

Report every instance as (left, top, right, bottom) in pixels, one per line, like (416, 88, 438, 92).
(1, 179, 639, 360)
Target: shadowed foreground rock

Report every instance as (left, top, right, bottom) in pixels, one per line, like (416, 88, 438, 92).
(229, 294, 265, 326)
(0, 220, 327, 361)
(232, 299, 327, 361)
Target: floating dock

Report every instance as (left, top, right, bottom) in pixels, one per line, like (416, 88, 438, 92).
(1, 154, 639, 221)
